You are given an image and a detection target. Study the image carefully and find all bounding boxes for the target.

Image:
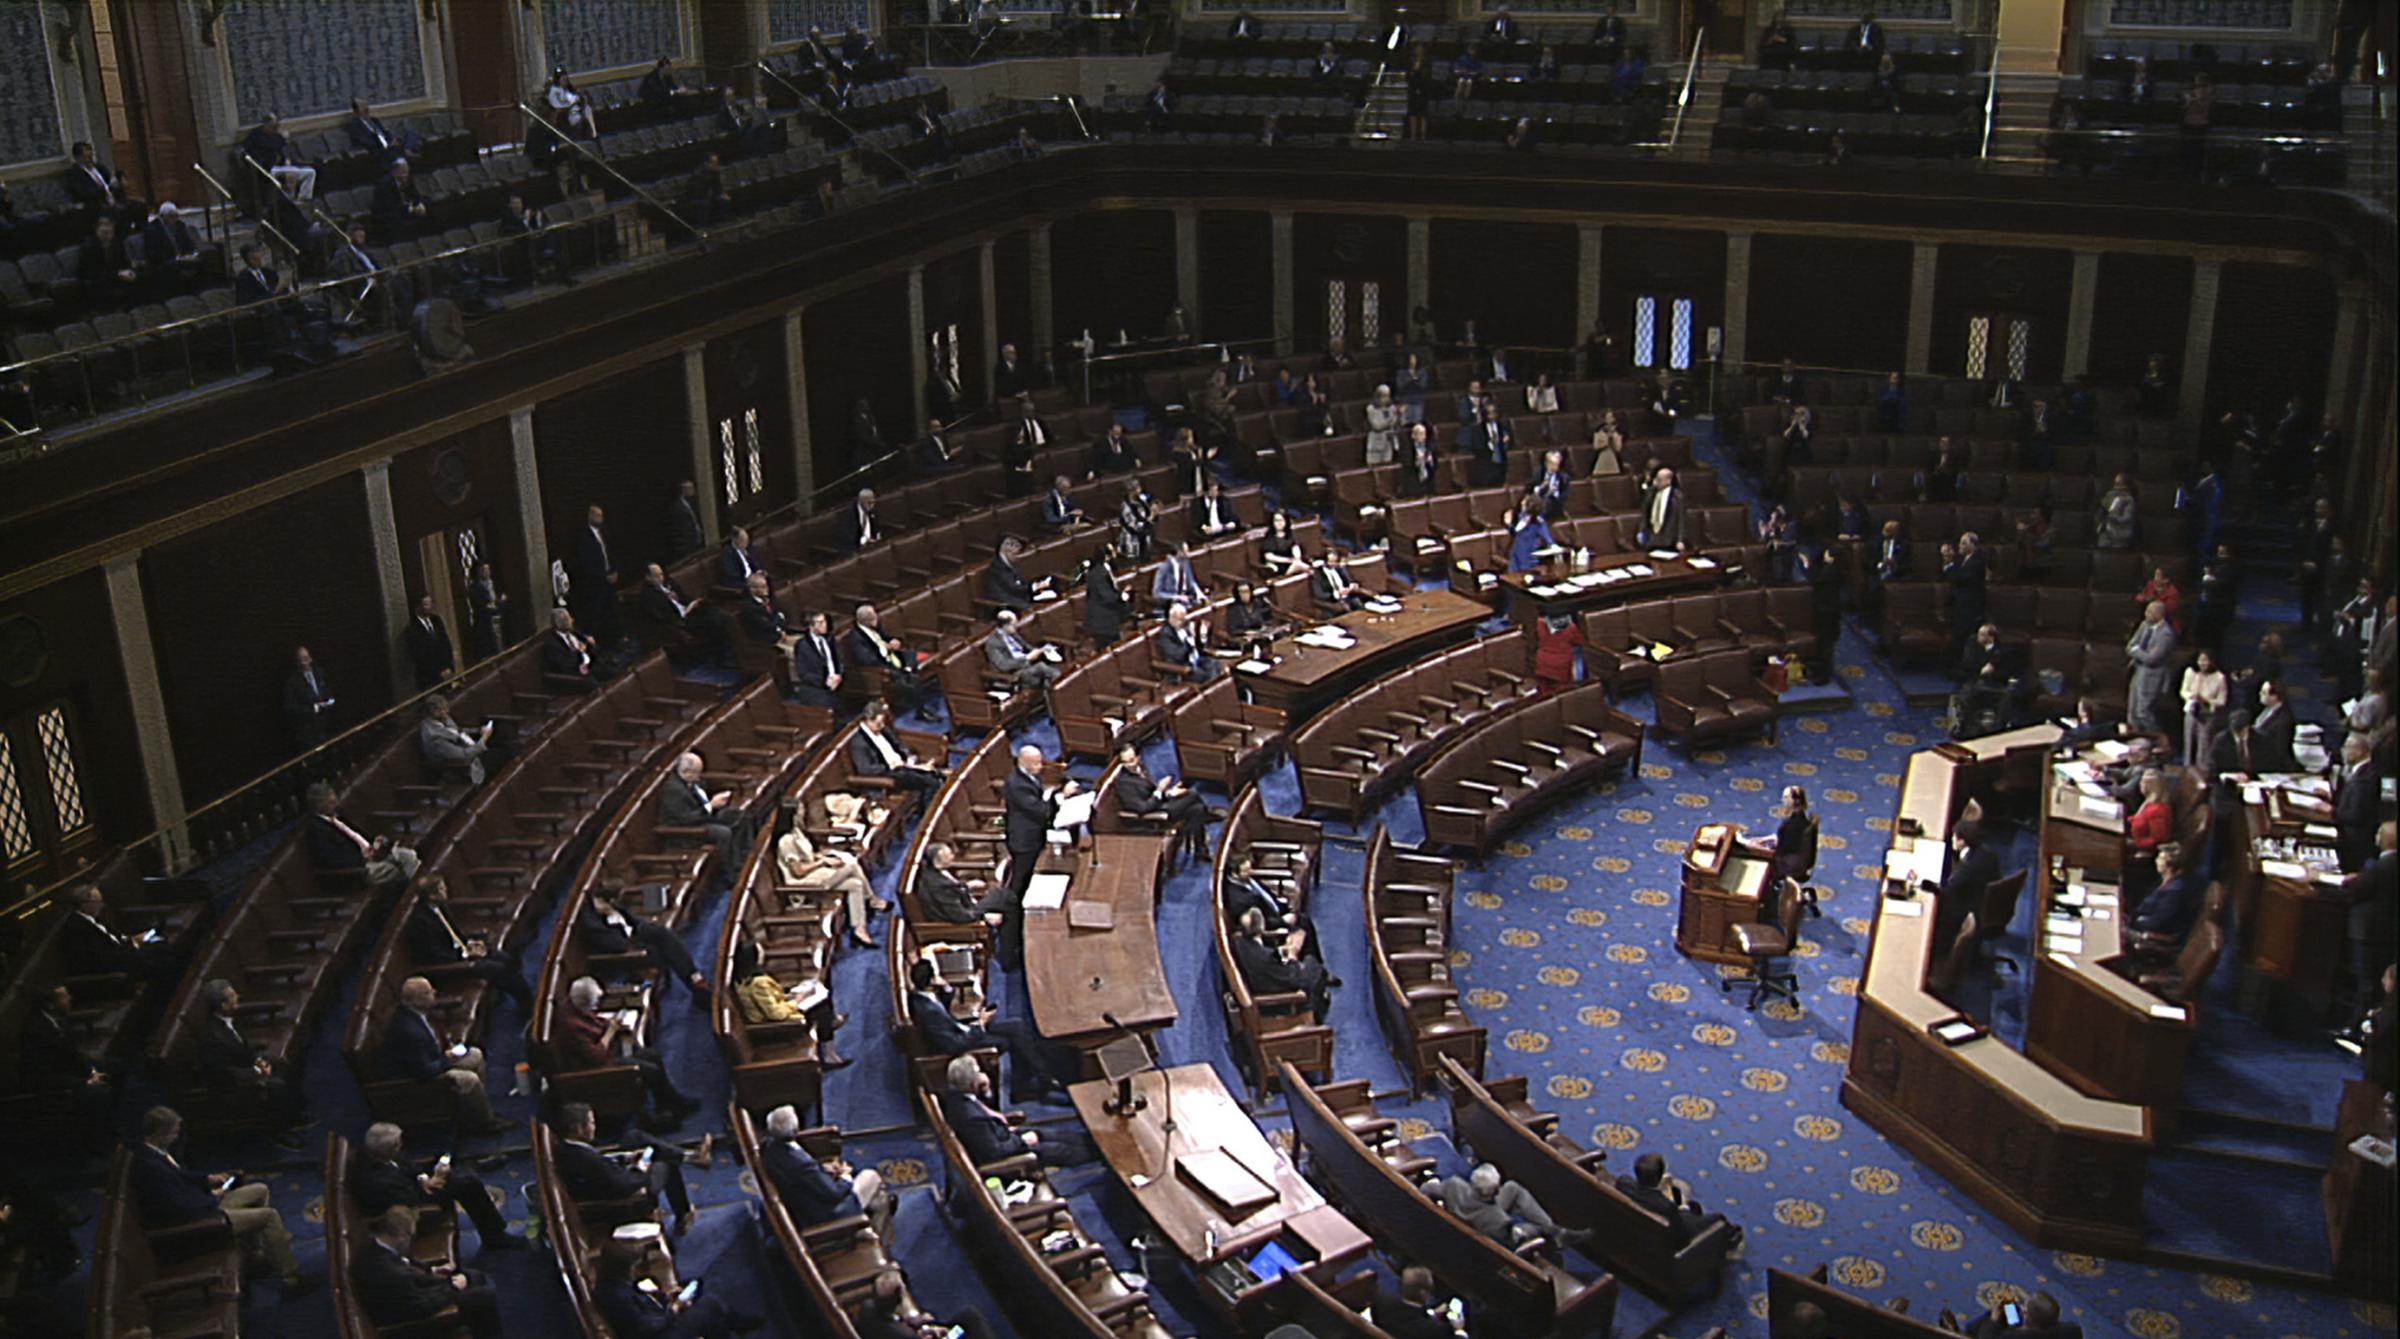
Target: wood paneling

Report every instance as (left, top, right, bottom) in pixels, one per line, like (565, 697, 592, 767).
(141, 473, 384, 804)
(107, 0, 206, 208)
(803, 276, 910, 489)
(1428, 219, 1577, 355)
(2208, 261, 2337, 421)
(1292, 213, 1405, 354)
(2088, 253, 2194, 389)
(1199, 210, 1273, 346)
(1050, 208, 1176, 346)
(532, 357, 691, 580)
(446, 0, 529, 149)
(1931, 244, 2076, 384)
(1596, 226, 1725, 375)
(387, 419, 526, 638)
(1747, 233, 1913, 374)
(925, 247, 987, 408)
(704, 319, 795, 520)
(0, 571, 149, 849)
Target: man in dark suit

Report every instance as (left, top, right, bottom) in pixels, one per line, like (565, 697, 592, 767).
(2335, 735, 2383, 873)
(580, 884, 712, 1000)
(63, 141, 140, 222)
(789, 609, 847, 710)
(354, 1204, 504, 1338)
(660, 750, 753, 874)
(999, 744, 1070, 956)
(379, 975, 510, 1133)
(1867, 519, 1910, 621)
(736, 571, 793, 653)
(1933, 820, 1999, 953)
(2334, 822, 2396, 1046)
(1112, 741, 1213, 864)
(1233, 906, 1333, 1021)
(915, 415, 964, 474)
(283, 644, 338, 751)
(594, 1237, 757, 1339)
(1189, 479, 1242, 539)
(1942, 533, 1989, 658)
(1616, 1152, 1736, 1246)
(664, 480, 705, 559)
(2249, 681, 2299, 773)
(1371, 1266, 1460, 1339)
(842, 488, 882, 551)
(1967, 1291, 2083, 1339)
(1003, 394, 1049, 496)
(16, 982, 115, 1141)
(1637, 466, 1685, 551)
(75, 214, 139, 310)
(917, 841, 1001, 927)
(352, 1120, 519, 1251)
(543, 609, 598, 688)
(1223, 848, 1319, 961)
(230, 241, 296, 356)
(991, 343, 1032, 401)
(194, 981, 306, 1137)
(60, 882, 178, 984)
(305, 781, 420, 891)
(404, 873, 533, 1015)
(371, 158, 428, 239)
(551, 1102, 700, 1236)
(757, 1102, 893, 1237)
(857, 1268, 997, 1339)
(1085, 551, 1130, 644)
(984, 538, 1043, 612)
(403, 594, 456, 690)
(131, 1106, 309, 1292)
(849, 701, 941, 799)
(1040, 475, 1086, 532)
(141, 202, 210, 291)
(903, 958, 1059, 1103)
(937, 1054, 1095, 1167)
(343, 97, 417, 160)
(639, 563, 727, 662)
(718, 526, 762, 589)
(1155, 604, 1220, 683)
(848, 603, 933, 716)
(568, 503, 621, 644)
(1309, 553, 1367, 613)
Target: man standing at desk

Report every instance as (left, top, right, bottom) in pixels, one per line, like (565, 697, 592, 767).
(2333, 821, 2396, 1050)
(1001, 744, 1078, 966)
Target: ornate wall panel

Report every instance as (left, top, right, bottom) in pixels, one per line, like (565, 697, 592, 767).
(542, 0, 687, 75)
(223, 0, 427, 125)
(0, 3, 66, 168)
(766, 0, 874, 45)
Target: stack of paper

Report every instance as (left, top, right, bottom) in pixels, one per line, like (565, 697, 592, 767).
(1688, 556, 1719, 570)
(1023, 872, 1072, 911)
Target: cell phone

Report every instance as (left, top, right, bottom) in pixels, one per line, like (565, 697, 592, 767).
(1445, 1298, 1467, 1327)
(449, 1043, 471, 1058)
(675, 1280, 701, 1304)
(637, 1147, 655, 1172)
(434, 1155, 451, 1175)
(2000, 1302, 2023, 1327)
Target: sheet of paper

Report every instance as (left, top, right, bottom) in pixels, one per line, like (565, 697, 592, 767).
(1051, 791, 1096, 830)
(1235, 659, 1272, 675)
(1688, 556, 1718, 569)
(2259, 858, 2308, 879)
(2147, 1003, 2187, 1021)
(1881, 897, 1924, 917)
(2092, 739, 2132, 760)
(1022, 872, 1071, 911)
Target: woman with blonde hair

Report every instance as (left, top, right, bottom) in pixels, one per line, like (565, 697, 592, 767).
(779, 824, 883, 948)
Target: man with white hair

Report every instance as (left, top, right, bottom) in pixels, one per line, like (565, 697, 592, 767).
(556, 974, 700, 1125)
(937, 1055, 1095, 1167)
(1434, 1162, 1590, 1254)
(380, 974, 512, 1135)
(352, 1120, 520, 1250)
(658, 750, 753, 870)
(759, 1103, 893, 1239)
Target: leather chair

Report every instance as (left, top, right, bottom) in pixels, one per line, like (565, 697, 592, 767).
(1722, 877, 1803, 1011)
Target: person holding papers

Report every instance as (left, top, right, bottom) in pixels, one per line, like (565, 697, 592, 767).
(998, 744, 1079, 967)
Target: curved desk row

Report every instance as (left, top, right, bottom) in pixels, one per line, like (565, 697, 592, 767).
(1842, 725, 2155, 1253)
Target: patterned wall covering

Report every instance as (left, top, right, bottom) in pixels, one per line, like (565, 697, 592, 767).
(766, 0, 873, 44)
(0, 4, 65, 168)
(2108, 0, 2292, 26)
(223, 0, 427, 126)
(1786, 0, 1953, 17)
(542, 0, 687, 76)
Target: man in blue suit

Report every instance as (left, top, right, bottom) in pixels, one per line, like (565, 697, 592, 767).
(937, 1055, 1095, 1168)
(904, 958, 1059, 1103)
(758, 1103, 892, 1238)
(132, 1105, 310, 1293)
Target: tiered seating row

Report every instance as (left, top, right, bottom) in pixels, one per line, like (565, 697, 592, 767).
(1214, 785, 1332, 1096)
(1294, 626, 1540, 821)
(1417, 679, 1646, 852)
(1363, 828, 1487, 1092)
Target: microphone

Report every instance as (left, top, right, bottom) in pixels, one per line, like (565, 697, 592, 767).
(1102, 1010, 1124, 1030)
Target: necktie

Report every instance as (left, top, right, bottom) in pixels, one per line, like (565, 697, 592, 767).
(330, 814, 372, 855)
(305, 671, 319, 697)
(814, 635, 833, 681)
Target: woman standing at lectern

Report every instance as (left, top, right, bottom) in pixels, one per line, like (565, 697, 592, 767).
(1764, 786, 1818, 888)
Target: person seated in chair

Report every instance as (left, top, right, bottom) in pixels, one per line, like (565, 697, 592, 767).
(578, 887, 712, 1002)
(659, 751, 756, 876)
(58, 881, 179, 985)
(1155, 603, 1221, 683)
(984, 608, 1063, 691)
(405, 873, 534, 1016)
(380, 974, 514, 1135)
(1435, 1162, 1590, 1254)
(1967, 1290, 2082, 1339)
(1190, 478, 1243, 539)
(848, 603, 934, 716)
(1308, 551, 1367, 613)
(758, 1102, 892, 1238)
(1232, 906, 1334, 1021)
(985, 537, 1049, 612)
(1932, 820, 2000, 952)
(1616, 1152, 1739, 1248)
(918, 841, 1004, 929)
(2129, 843, 2204, 948)
(131, 1105, 312, 1294)
(937, 1054, 1097, 1169)
(902, 957, 1060, 1103)
(1040, 476, 1086, 531)
(356, 1204, 505, 1339)
(352, 1121, 522, 1254)
(1223, 847, 1317, 961)
(1112, 741, 1214, 866)
(551, 1101, 707, 1235)
(305, 780, 421, 892)
(592, 1235, 761, 1338)
(849, 700, 943, 800)
(195, 979, 308, 1141)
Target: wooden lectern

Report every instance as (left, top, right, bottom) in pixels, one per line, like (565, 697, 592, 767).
(1677, 822, 1774, 966)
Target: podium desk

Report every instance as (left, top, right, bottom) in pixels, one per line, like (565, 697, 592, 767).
(1025, 834, 1176, 1050)
(1497, 551, 1721, 630)
(1071, 1063, 1373, 1321)
(1676, 822, 1774, 966)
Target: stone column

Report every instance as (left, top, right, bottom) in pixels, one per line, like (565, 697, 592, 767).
(1270, 210, 1295, 356)
(906, 264, 929, 431)
(1028, 222, 1055, 360)
(2323, 278, 2366, 431)
(978, 241, 999, 404)
(2177, 256, 2223, 434)
(103, 556, 191, 871)
(1406, 217, 1431, 336)
(784, 309, 815, 505)
(1174, 205, 1202, 334)
(1575, 223, 1603, 376)
(682, 346, 722, 544)
(1904, 241, 1939, 375)
(509, 408, 552, 617)
(1721, 230, 1753, 370)
(361, 459, 412, 699)
(2062, 249, 2101, 381)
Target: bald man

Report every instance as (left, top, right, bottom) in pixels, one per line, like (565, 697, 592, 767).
(997, 744, 1079, 967)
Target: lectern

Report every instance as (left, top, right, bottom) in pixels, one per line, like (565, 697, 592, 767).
(1677, 822, 1774, 965)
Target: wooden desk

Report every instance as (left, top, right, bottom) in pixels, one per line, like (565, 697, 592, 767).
(2039, 753, 2128, 874)
(1242, 590, 1490, 721)
(2231, 788, 2352, 986)
(1071, 1064, 1372, 1314)
(1497, 551, 1721, 629)
(1024, 834, 1177, 1047)
(1844, 725, 2157, 1254)
(2324, 1079, 2397, 1290)
(1676, 822, 1774, 966)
